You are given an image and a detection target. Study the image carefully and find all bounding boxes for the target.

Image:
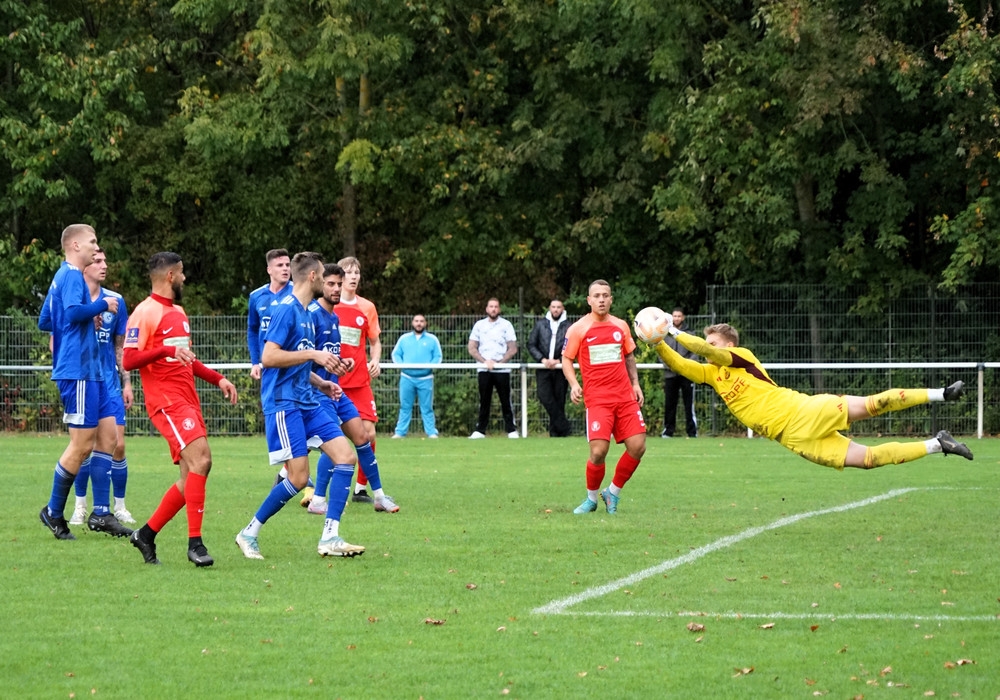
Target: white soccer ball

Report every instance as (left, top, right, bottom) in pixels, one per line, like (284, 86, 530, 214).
(633, 306, 671, 344)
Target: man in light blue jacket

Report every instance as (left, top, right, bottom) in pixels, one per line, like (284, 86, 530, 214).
(391, 314, 443, 438)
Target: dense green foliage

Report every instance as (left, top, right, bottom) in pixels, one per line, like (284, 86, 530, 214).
(3, 0, 999, 314)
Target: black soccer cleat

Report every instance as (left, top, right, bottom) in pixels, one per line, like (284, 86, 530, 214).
(351, 489, 374, 504)
(187, 542, 215, 568)
(936, 430, 973, 460)
(130, 530, 160, 565)
(40, 506, 76, 540)
(943, 380, 965, 401)
(87, 511, 134, 538)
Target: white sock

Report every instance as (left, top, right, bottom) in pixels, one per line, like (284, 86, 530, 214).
(609, 484, 622, 497)
(587, 489, 600, 502)
(311, 495, 327, 507)
(925, 438, 942, 454)
(355, 484, 367, 494)
(243, 518, 263, 537)
(113, 497, 126, 511)
(323, 518, 340, 539)
(927, 389, 945, 401)
(75, 496, 87, 508)
(373, 488, 384, 500)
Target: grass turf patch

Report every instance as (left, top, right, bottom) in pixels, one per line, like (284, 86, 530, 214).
(3, 433, 998, 697)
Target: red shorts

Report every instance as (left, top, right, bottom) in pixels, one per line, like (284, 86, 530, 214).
(585, 401, 646, 443)
(150, 403, 207, 464)
(343, 384, 378, 423)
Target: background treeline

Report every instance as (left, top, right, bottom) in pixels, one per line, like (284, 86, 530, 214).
(3, 0, 999, 316)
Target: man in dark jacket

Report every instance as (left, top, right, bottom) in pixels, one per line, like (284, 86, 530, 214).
(661, 307, 698, 438)
(528, 300, 572, 437)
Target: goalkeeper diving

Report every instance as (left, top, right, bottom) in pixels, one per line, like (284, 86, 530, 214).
(646, 320, 973, 469)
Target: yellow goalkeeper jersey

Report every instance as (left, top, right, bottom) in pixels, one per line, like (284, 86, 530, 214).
(655, 333, 813, 441)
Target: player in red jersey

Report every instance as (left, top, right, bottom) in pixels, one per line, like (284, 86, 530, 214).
(333, 256, 383, 503)
(123, 252, 238, 566)
(562, 280, 647, 515)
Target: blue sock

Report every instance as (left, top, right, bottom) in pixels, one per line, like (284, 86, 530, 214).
(47, 463, 75, 518)
(88, 451, 113, 516)
(314, 453, 333, 499)
(74, 455, 91, 498)
(253, 479, 300, 525)
(111, 458, 128, 500)
(355, 442, 382, 491)
(325, 464, 355, 521)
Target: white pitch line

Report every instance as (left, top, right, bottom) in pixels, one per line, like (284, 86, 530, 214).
(533, 487, 921, 616)
(560, 611, 999, 622)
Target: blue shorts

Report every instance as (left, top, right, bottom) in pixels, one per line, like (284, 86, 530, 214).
(317, 392, 361, 427)
(108, 391, 126, 426)
(57, 379, 115, 429)
(266, 406, 344, 465)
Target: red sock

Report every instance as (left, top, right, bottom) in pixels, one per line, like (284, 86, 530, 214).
(185, 472, 207, 538)
(612, 452, 641, 489)
(147, 484, 185, 533)
(585, 460, 606, 491)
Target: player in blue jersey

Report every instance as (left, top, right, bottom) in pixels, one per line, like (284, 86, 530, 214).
(304, 263, 399, 515)
(236, 252, 366, 559)
(38, 224, 132, 541)
(41, 250, 137, 526)
(247, 248, 293, 381)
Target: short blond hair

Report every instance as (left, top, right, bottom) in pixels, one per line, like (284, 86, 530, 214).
(61, 224, 95, 250)
(704, 323, 739, 345)
(338, 256, 360, 272)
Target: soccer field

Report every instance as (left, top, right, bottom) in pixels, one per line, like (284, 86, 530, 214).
(4, 433, 998, 698)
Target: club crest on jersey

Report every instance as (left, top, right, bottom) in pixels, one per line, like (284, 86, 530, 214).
(182, 418, 196, 431)
(183, 321, 190, 333)
(355, 315, 365, 326)
(613, 331, 622, 342)
(590, 420, 601, 431)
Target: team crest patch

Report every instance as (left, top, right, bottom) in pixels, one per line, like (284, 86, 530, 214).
(356, 315, 365, 326)
(182, 418, 196, 431)
(613, 331, 622, 342)
(590, 420, 601, 431)
(126, 327, 139, 341)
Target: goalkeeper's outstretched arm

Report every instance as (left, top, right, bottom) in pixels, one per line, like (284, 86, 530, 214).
(654, 337, 713, 384)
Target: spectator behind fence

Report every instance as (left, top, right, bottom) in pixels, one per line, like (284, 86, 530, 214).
(391, 314, 442, 438)
(527, 299, 572, 437)
(660, 306, 698, 438)
(468, 298, 519, 438)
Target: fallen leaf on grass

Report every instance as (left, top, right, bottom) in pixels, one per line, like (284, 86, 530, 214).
(466, 583, 477, 590)
(578, 672, 587, 677)
(694, 636, 703, 643)
(805, 678, 817, 686)
(496, 626, 506, 632)
(810, 625, 820, 632)
(424, 618, 446, 625)
(956, 658, 976, 666)
(732, 666, 754, 677)
(837, 645, 848, 654)
(686, 622, 705, 632)
(880, 666, 892, 676)
(759, 622, 775, 629)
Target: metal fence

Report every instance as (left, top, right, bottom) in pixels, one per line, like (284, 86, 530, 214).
(3, 283, 999, 437)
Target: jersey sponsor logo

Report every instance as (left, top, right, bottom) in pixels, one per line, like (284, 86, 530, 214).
(589, 343, 621, 365)
(261, 317, 271, 331)
(340, 326, 362, 347)
(162, 327, 173, 334)
(295, 338, 315, 351)
(586, 336, 597, 342)
(321, 341, 340, 355)
(126, 327, 139, 341)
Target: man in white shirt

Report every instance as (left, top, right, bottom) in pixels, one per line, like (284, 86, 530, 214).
(467, 298, 519, 438)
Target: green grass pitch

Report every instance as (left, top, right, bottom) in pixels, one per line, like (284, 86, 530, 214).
(2, 433, 998, 698)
